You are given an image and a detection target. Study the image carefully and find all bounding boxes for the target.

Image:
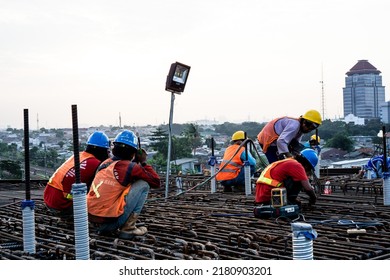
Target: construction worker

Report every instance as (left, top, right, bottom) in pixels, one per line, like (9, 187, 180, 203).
(257, 110, 322, 164)
(303, 134, 321, 155)
(216, 130, 256, 193)
(361, 154, 390, 179)
(87, 130, 160, 238)
(176, 171, 183, 194)
(255, 148, 318, 207)
(43, 131, 110, 218)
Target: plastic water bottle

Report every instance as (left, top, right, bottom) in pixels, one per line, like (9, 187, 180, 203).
(324, 180, 331, 195)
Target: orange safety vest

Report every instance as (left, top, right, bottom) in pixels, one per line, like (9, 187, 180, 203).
(216, 145, 245, 181)
(257, 117, 299, 152)
(87, 159, 131, 218)
(256, 158, 293, 187)
(47, 152, 95, 199)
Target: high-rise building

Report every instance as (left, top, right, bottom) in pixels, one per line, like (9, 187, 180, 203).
(343, 60, 385, 120)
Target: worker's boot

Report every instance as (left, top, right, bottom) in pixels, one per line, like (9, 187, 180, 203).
(223, 185, 233, 193)
(232, 185, 245, 193)
(118, 213, 147, 239)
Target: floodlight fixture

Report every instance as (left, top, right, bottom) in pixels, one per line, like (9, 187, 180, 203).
(165, 62, 191, 94)
(164, 61, 191, 198)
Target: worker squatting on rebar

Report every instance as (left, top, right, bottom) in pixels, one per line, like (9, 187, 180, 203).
(303, 134, 322, 155)
(255, 148, 318, 209)
(359, 154, 390, 179)
(87, 130, 160, 239)
(43, 131, 111, 218)
(216, 131, 256, 193)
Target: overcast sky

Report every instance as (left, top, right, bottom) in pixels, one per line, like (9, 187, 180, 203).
(1, 0, 390, 129)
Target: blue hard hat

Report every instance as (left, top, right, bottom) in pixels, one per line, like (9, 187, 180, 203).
(113, 130, 138, 149)
(86, 131, 110, 148)
(300, 148, 318, 170)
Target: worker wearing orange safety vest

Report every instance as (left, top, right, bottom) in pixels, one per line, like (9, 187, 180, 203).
(87, 158, 131, 218)
(43, 131, 110, 217)
(87, 130, 160, 239)
(216, 131, 256, 193)
(255, 149, 318, 207)
(257, 110, 322, 164)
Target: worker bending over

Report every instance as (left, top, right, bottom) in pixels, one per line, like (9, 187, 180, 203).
(255, 148, 318, 208)
(257, 110, 322, 164)
(360, 154, 390, 179)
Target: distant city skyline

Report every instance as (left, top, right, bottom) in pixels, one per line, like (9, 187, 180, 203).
(1, 114, 274, 130)
(1, 1, 389, 129)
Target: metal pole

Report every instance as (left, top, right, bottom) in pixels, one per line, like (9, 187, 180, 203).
(243, 132, 251, 196)
(23, 109, 30, 200)
(315, 129, 320, 178)
(382, 126, 390, 206)
(71, 105, 81, 184)
(70, 104, 90, 260)
(383, 126, 387, 172)
(22, 108, 36, 254)
(209, 137, 216, 193)
(165, 92, 175, 198)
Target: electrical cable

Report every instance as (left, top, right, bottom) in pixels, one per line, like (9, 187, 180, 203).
(306, 218, 384, 228)
(147, 137, 265, 202)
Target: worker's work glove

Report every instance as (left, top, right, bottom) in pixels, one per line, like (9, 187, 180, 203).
(306, 189, 317, 205)
(278, 152, 293, 160)
(288, 139, 305, 155)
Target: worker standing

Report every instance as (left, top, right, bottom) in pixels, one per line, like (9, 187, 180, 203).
(255, 148, 318, 208)
(176, 171, 183, 194)
(216, 131, 256, 193)
(87, 130, 160, 238)
(257, 110, 322, 164)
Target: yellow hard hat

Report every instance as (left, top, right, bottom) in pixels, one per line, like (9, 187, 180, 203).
(310, 134, 320, 143)
(302, 110, 322, 125)
(232, 130, 246, 141)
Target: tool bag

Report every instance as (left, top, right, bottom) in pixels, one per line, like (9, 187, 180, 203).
(253, 204, 299, 219)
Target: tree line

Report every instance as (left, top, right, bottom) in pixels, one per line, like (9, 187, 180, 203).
(0, 118, 387, 178)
